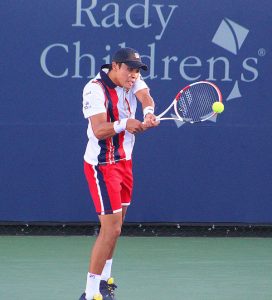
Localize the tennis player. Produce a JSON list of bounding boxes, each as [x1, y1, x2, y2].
[[79, 47, 158, 300]]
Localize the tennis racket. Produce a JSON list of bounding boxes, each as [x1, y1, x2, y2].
[[156, 81, 223, 123]]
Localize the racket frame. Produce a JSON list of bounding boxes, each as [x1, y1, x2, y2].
[[156, 81, 222, 123]]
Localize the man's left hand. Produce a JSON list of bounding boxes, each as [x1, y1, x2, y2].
[[143, 114, 160, 128]]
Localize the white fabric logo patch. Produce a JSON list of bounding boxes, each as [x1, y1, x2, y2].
[[84, 101, 90, 110]]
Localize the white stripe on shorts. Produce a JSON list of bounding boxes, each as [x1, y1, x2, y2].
[[92, 165, 105, 213]]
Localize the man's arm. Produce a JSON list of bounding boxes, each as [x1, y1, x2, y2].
[[135, 88, 159, 127], [90, 113, 145, 140], [89, 113, 115, 140], [135, 88, 154, 109]]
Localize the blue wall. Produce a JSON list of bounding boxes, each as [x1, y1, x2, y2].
[[1, 0, 271, 223]]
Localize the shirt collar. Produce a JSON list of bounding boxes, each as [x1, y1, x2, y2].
[[100, 66, 117, 89]]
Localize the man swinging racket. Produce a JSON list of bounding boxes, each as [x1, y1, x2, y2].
[[79, 47, 159, 300]]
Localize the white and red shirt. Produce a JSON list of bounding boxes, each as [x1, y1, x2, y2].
[[82, 67, 148, 165]]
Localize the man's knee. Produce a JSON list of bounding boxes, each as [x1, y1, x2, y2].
[[100, 222, 122, 239], [99, 212, 122, 240], [99, 228, 121, 247], [112, 225, 122, 238]]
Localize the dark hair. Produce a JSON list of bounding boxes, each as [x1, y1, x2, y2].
[[109, 62, 122, 71]]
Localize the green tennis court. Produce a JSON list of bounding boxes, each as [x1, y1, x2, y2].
[[1, 236, 272, 300]]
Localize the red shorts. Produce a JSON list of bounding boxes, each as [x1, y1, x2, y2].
[[84, 160, 133, 215]]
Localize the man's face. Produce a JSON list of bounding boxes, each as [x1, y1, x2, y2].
[[113, 62, 140, 89]]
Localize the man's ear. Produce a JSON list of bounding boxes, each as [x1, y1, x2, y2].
[[112, 62, 118, 71]]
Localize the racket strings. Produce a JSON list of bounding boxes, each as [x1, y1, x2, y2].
[[177, 83, 219, 122], [199, 84, 215, 118]]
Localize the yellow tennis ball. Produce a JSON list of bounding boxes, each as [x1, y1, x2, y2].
[[212, 102, 224, 113], [107, 277, 114, 285]]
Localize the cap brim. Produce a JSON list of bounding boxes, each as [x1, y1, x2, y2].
[[124, 61, 148, 71]]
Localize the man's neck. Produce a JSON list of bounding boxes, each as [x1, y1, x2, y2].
[[107, 70, 121, 87]]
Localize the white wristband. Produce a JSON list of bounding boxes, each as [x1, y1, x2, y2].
[[143, 106, 154, 118], [113, 118, 128, 134]]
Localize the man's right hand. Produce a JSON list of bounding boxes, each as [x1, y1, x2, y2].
[[126, 119, 145, 134]]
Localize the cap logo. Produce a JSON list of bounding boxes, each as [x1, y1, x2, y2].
[[134, 52, 140, 59]]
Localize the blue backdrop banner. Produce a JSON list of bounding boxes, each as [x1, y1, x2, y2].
[[1, 0, 271, 222]]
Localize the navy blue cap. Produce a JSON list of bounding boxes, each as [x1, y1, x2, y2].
[[112, 47, 148, 71]]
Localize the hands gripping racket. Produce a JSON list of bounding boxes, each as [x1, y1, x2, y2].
[[156, 81, 223, 123]]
